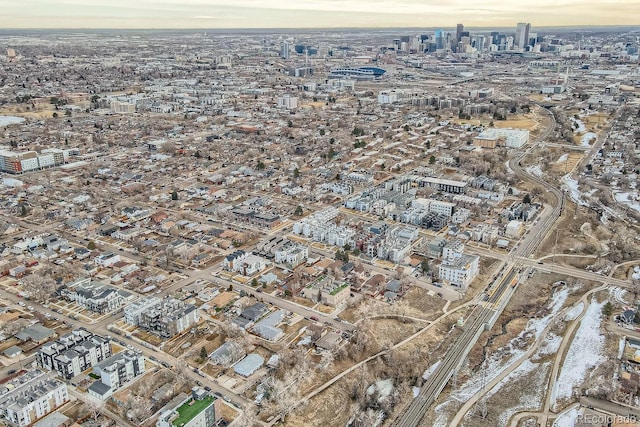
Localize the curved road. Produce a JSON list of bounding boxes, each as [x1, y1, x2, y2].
[[448, 285, 605, 426], [395, 105, 572, 427]]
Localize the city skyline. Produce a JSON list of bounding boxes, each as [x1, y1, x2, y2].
[[3, 0, 640, 29]]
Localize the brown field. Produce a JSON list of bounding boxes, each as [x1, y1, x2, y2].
[[0, 104, 57, 119], [494, 116, 538, 131], [549, 152, 584, 174], [303, 101, 327, 109]]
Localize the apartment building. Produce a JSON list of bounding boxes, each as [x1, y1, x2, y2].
[[88, 349, 146, 400], [293, 208, 356, 248], [36, 329, 112, 380], [0, 370, 69, 427], [0, 149, 66, 174], [157, 388, 221, 427], [274, 241, 308, 268], [60, 278, 132, 314], [125, 297, 199, 338], [439, 255, 480, 288], [302, 276, 351, 307], [473, 128, 529, 149], [124, 296, 162, 326], [223, 251, 267, 276]]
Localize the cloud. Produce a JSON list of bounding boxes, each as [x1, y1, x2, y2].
[[2, 0, 640, 28]]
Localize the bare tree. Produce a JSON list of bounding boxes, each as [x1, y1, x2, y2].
[[231, 408, 258, 427], [21, 272, 56, 303], [160, 141, 176, 154]]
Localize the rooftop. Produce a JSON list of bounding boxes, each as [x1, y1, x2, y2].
[[172, 395, 214, 427]]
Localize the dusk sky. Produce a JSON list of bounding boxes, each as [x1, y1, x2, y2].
[[2, 0, 640, 28]]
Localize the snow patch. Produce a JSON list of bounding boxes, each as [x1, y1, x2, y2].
[[563, 302, 584, 322], [614, 191, 640, 213], [526, 165, 543, 177], [570, 117, 586, 133], [551, 298, 606, 409], [538, 333, 563, 356], [504, 160, 513, 174], [581, 132, 596, 147], [609, 287, 628, 305], [413, 386, 420, 398], [562, 174, 588, 206], [494, 361, 550, 427], [0, 116, 26, 127], [552, 406, 579, 426], [367, 379, 394, 398], [423, 360, 441, 380], [556, 153, 569, 163]]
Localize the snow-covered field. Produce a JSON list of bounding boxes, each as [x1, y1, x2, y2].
[[494, 361, 550, 427], [433, 289, 572, 425], [609, 287, 628, 305], [614, 191, 640, 213], [562, 174, 588, 206], [526, 165, 543, 177], [570, 117, 586, 133], [538, 333, 563, 356], [0, 115, 25, 126], [550, 298, 606, 410], [563, 302, 584, 322], [581, 132, 596, 146], [553, 406, 579, 426]]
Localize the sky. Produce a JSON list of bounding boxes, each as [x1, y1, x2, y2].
[[2, 0, 640, 29]]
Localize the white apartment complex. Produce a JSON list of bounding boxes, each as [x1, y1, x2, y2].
[[88, 350, 146, 400], [0, 370, 69, 427], [124, 297, 199, 338], [438, 240, 480, 289]]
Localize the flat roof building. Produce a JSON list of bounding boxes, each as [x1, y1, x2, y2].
[[36, 329, 111, 380], [0, 369, 69, 427]]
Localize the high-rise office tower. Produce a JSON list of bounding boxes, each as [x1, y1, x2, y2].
[[435, 29, 445, 50], [515, 23, 531, 49], [471, 35, 485, 52], [280, 42, 290, 59], [456, 24, 464, 43]]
